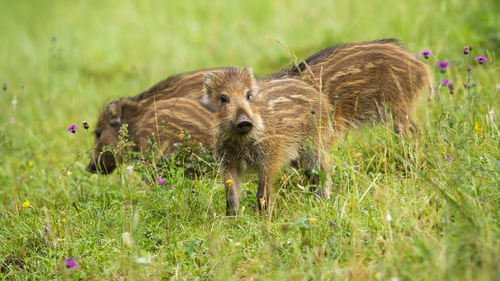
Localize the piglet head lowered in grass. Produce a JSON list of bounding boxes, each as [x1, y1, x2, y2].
[[86, 99, 136, 174]]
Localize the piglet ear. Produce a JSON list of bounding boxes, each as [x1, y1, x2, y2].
[[201, 72, 217, 112], [203, 72, 216, 88], [200, 75, 215, 113], [243, 67, 254, 79], [243, 67, 259, 92], [105, 99, 122, 126]]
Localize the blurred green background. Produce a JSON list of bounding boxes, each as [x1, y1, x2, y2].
[[0, 0, 498, 279]]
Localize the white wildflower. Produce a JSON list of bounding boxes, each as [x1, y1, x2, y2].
[[122, 232, 132, 248], [126, 165, 133, 175], [386, 212, 392, 222]]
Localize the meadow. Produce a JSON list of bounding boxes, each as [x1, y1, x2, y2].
[[0, 0, 498, 280]]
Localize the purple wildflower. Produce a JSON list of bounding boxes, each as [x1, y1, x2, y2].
[[436, 61, 450, 73], [420, 50, 432, 59], [156, 177, 166, 185], [414, 53, 420, 59], [462, 46, 470, 55], [64, 258, 78, 270], [467, 65, 472, 72], [436, 61, 450, 68], [67, 124, 79, 134], [440, 79, 450, 85], [445, 154, 451, 162], [82, 121, 89, 130], [474, 56, 487, 64], [3, 82, 7, 91]]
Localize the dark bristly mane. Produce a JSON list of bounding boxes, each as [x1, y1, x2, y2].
[[281, 39, 401, 76], [130, 67, 232, 102]]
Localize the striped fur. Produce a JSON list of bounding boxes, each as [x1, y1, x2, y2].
[[130, 67, 229, 111], [203, 67, 335, 216], [86, 97, 213, 174], [275, 39, 433, 133]]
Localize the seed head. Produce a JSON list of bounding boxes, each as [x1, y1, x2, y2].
[[447, 82, 455, 95], [82, 121, 89, 130]]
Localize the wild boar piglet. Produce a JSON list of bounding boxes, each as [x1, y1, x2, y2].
[[87, 97, 213, 174], [203, 67, 335, 216], [272, 39, 433, 133]]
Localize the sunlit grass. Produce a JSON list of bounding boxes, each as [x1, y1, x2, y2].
[[0, 0, 498, 280]]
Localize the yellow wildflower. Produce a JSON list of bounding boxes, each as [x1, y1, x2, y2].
[[308, 217, 318, 223], [374, 272, 381, 279], [241, 206, 246, 213], [259, 197, 266, 207], [62, 218, 66, 224], [28, 161, 33, 167], [226, 179, 232, 185], [22, 200, 31, 208], [474, 122, 482, 132]]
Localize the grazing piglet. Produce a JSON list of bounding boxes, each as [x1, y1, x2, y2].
[[86, 67, 232, 174], [274, 39, 433, 133], [86, 97, 213, 174], [202, 67, 335, 216]]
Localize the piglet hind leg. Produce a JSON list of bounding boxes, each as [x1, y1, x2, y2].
[[301, 149, 332, 200], [257, 161, 281, 214]]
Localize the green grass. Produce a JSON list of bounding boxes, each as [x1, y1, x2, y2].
[[0, 0, 499, 280]]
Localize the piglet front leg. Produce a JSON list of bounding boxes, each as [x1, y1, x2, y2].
[[225, 165, 242, 217]]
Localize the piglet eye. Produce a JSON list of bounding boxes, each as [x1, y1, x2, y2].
[[246, 91, 252, 101], [219, 94, 229, 105], [94, 130, 102, 139]]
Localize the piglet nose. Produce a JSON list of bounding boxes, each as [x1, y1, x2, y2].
[[86, 163, 97, 174], [234, 115, 253, 134]]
